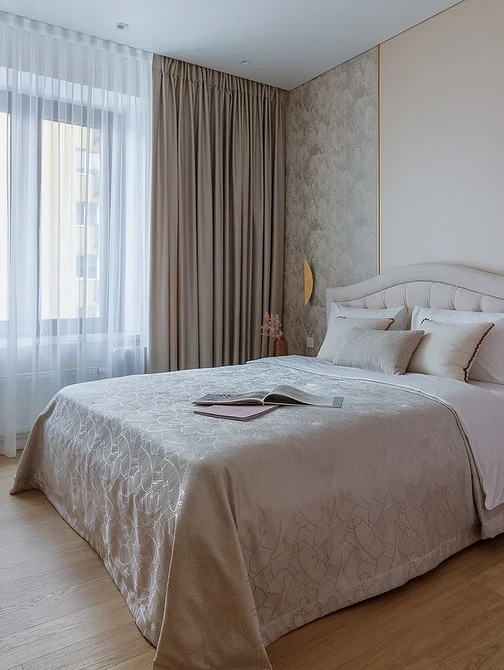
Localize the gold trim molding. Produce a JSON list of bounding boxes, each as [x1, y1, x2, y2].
[[377, 43, 382, 275]]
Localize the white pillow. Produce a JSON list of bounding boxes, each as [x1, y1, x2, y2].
[[407, 319, 495, 382], [333, 328, 424, 375], [317, 316, 394, 362], [328, 303, 408, 331], [411, 306, 504, 384]]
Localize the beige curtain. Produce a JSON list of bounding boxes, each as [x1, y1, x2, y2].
[[149, 56, 286, 372]]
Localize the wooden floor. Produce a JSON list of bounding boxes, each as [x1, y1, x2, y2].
[[1, 455, 504, 670]]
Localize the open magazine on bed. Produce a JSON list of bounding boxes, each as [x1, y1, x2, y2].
[[193, 384, 343, 408]]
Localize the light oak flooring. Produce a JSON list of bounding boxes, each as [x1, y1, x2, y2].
[[1, 455, 504, 670]]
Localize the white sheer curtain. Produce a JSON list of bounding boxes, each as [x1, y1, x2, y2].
[[0, 12, 153, 456]]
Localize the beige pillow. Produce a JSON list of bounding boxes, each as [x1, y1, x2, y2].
[[333, 328, 424, 375], [407, 319, 495, 382], [317, 317, 394, 362], [411, 306, 504, 385]]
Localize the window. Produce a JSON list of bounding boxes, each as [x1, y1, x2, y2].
[[77, 306, 99, 318], [39, 113, 108, 327], [0, 95, 111, 332], [76, 254, 99, 280], [76, 202, 99, 227], [0, 43, 150, 346], [75, 148, 100, 175], [1, 16, 152, 456]]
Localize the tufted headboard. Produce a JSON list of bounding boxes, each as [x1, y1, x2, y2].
[[327, 263, 504, 322]]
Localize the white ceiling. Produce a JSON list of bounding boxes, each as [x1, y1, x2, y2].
[[0, 0, 461, 90]]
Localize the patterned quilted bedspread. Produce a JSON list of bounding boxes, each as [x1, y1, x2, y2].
[[12, 357, 504, 669]]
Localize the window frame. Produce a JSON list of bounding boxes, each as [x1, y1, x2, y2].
[[75, 147, 100, 176], [0, 86, 131, 340], [76, 253, 99, 280], [75, 201, 99, 227], [38, 100, 114, 336]]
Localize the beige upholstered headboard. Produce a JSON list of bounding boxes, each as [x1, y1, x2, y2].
[[327, 263, 504, 321]]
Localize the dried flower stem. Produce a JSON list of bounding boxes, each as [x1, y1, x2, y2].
[[260, 312, 283, 340]]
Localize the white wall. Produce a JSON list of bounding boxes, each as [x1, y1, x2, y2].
[[380, 0, 504, 274]]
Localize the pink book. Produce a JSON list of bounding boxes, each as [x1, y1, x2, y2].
[[194, 404, 278, 421]]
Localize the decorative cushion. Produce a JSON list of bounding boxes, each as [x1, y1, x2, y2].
[[407, 319, 495, 382], [332, 328, 424, 375], [328, 303, 409, 331], [411, 306, 504, 385], [317, 317, 394, 362]]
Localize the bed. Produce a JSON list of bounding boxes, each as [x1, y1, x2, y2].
[[12, 262, 504, 670]]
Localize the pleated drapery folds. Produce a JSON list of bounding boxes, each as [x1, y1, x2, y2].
[[149, 56, 286, 372], [0, 12, 153, 456]]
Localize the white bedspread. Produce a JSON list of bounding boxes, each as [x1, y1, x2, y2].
[[11, 356, 504, 669], [260, 357, 504, 510]]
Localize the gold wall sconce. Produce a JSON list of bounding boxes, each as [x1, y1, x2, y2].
[[304, 260, 313, 305]]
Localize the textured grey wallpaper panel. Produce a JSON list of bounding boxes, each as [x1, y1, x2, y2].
[[284, 48, 378, 354]]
